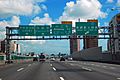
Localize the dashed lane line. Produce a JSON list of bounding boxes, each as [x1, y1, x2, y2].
[[17, 68, 24, 72], [53, 67, 56, 71], [50, 64, 53, 66], [110, 67, 116, 69], [82, 67, 92, 71], [28, 64, 31, 66], [60, 77, 64, 80]]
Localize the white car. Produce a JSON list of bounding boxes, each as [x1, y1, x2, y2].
[[50, 57, 55, 61]]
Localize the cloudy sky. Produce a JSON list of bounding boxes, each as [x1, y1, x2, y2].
[[0, 0, 120, 54]]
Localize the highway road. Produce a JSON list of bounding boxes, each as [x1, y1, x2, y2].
[[0, 60, 120, 80]]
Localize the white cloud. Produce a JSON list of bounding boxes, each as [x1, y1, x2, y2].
[[29, 13, 55, 45], [59, 0, 107, 23], [11, 16, 20, 27], [0, 0, 46, 18], [107, 0, 113, 3], [104, 22, 109, 26], [30, 13, 55, 25], [0, 16, 20, 39], [117, 0, 120, 6], [33, 5, 41, 14], [35, 0, 46, 3], [41, 4, 47, 10]]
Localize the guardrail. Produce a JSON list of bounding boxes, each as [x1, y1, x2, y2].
[[0, 55, 33, 60]]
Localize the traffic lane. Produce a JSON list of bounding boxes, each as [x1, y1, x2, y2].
[[2, 61, 60, 80], [79, 61, 120, 69], [51, 61, 119, 80], [68, 61, 120, 76], [0, 61, 34, 78]]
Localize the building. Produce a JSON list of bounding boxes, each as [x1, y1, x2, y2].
[[0, 40, 6, 53], [10, 41, 17, 53], [61, 21, 80, 54], [83, 36, 98, 49], [109, 13, 120, 53], [1, 40, 6, 53], [70, 33, 80, 54], [83, 19, 98, 49]]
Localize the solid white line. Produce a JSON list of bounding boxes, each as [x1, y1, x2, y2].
[[0, 78, 2, 80], [82, 67, 92, 71], [60, 77, 64, 80], [117, 78, 120, 80], [17, 68, 24, 72], [53, 67, 56, 71]]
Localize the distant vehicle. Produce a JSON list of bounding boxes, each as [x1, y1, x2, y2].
[[33, 57, 38, 61], [67, 57, 73, 61], [50, 57, 55, 61], [39, 53, 46, 62], [33, 55, 39, 61], [60, 57, 65, 61]]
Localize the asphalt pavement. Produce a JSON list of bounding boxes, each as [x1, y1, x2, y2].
[[0, 60, 120, 80]]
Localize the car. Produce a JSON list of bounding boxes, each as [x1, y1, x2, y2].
[[60, 57, 65, 61], [50, 57, 55, 61], [39, 53, 46, 62], [39, 59, 46, 62], [33, 57, 38, 61], [5, 60, 13, 64], [67, 57, 73, 61]]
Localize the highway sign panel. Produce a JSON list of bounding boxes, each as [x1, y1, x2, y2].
[[52, 24, 72, 36], [19, 25, 50, 36], [76, 22, 98, 36], [35, 25, 50, 36], [19, 25, 35, 36]]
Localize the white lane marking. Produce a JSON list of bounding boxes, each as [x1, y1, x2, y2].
[[53, 67, 56, 71], [103, 66, 107, 68], [60, 77, 64, 80], [0, 78, 2, 80], [50, 64, 52, 66], [110, 67, 115, 69], [70, 64, 75, 66], [117, 78, 120, 80], [82, 67, 92, 71], [28, 64, 31, 66], [17, 68, 24, 72]]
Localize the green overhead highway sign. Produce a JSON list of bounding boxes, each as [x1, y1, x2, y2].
[[35, 25, 50, 36], [76, 22, 98, 36], [52, 24, 72, 36], [19, 25, 50, 36], [19, 25, 35, 36]]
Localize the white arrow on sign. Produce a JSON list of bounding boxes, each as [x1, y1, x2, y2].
[[85, 31, 89, 35]]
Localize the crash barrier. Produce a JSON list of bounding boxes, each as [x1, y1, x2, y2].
[[11, 55, 33, 60]]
